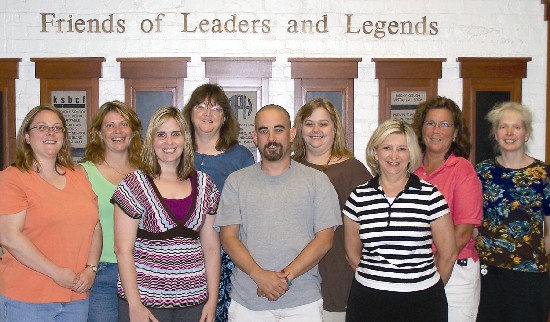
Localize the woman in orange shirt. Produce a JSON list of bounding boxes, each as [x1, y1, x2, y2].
[[0, 104, 101, 322]]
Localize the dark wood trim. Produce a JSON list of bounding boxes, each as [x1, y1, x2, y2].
[[117, 57, 190, 109], [457, 57, 530, 164], [289, 58, 361, 151], [31, 57, 105, 79], [0, 58, 21, 168], [372, 58, 446, 124], [545, 0, 550, 164]]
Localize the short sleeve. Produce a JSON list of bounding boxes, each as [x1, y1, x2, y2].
[[312, 172, 342, 233], [0, 168, 28, 215], [110, 173, 146, 219], [428, 186, 449, 222], [214, 173, 242, 230], [342, 188, 360, 222]]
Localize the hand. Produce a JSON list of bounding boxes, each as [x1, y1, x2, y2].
[[53, 267, 78, 289], [199, 298, 216, 322], [129, 303, 159, 322], [251, 269, 289, 301], [72, 268, 96, 293]]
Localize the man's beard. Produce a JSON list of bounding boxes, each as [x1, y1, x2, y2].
[[261, 141, 283, 161]]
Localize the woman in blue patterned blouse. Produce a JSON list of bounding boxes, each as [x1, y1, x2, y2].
[[475, 102, 550, 322]]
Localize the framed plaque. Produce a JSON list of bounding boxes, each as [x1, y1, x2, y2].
[[203, 57, 275, 160], [31, 57, 104, 160]]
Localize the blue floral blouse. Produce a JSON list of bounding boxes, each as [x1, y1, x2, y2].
[[475, 158, 550, 272]]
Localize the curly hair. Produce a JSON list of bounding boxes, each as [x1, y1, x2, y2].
[[412, 96, 472, 159], [292, 98, 352, 162], [141, 106, 194, 181], [81, 100, 143, 167], [182, 83, 240, 151], [14, 104, 74, 173]]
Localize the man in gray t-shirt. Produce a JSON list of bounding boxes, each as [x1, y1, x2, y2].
[[214, 104, 341, 322]]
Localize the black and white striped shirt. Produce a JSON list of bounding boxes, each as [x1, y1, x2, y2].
[[343, 174, 449, 292]]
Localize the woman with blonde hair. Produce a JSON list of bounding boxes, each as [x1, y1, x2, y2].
[[113, 106, 220, 322], [344, 119, 456, 322], [292, 98, 371, 321], [475, 102, 550, 322], [0, 104, 101, 321]]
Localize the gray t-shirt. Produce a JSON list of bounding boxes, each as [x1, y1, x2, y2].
[[214, 161, 341, 310]]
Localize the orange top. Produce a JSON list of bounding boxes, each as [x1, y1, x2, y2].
[[0, 166, 98, 303]]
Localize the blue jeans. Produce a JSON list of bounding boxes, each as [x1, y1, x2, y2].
[[0, 294, 89, 322], [88, 262, 119, 322]]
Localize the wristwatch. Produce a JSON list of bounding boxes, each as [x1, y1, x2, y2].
[[85, 264, 98, 273]]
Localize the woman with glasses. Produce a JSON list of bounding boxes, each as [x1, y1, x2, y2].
[[411, 96, 483, 322], [475, 102, 550, 322], [183, 84, 254, 322], [0, 104, 101, 322], [80, 101, 143, 322], [113, 107, 220, 322]]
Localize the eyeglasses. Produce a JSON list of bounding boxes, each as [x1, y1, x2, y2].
[[424, 120, 453, 129], [28, 125, 66, 133], [193, 104, 223, 114]]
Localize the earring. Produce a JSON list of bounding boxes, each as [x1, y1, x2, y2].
[[452, 137, 456, 142]]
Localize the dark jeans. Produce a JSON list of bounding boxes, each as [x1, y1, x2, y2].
[[346, 279, 447, 322], [477, 264, 550, 322]]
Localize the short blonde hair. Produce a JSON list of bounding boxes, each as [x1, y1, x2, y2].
[[141, 106, 194, 180], [366, 119, 421, 176], [486, 101, 533, 152]]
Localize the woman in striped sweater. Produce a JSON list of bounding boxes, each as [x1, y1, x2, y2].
[[343, 119, 457, 322], [112, 107, 221, 322]]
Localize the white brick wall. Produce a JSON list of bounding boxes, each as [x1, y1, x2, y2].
[[1, 0, 547, 164]]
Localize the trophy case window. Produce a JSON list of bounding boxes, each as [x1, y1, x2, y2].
[[135, 90, 174, 137]]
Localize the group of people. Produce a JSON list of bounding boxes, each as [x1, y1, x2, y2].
[[0, 85, 547, 322]]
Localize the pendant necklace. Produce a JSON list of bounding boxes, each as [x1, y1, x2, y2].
[[103, 159, 129, 176]]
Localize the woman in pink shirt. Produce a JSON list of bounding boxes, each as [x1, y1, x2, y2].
[[412, 96, 483, 322]]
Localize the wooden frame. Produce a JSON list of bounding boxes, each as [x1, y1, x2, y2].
[[457, 57, 530, 163], [203, 57, 275, 158], [117, 57, 190, 110], [0, 58, 21, 169], [31, 57, 105, 158], [289, 58, 361, 151], [372, 58, 446, 124]]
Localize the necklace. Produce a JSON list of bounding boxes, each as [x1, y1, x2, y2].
[[307, 153, 332, 172], [103, 159, 130, 176]]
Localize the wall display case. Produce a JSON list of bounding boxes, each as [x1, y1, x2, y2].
[[372, 58, 446, 124], [289, 58, 361, 151], [457, 57, 531, 164], [203, 57, 275, 158], [0, 58, 21, 169], [117, 57, 190, 137], [31, 57, 105, 160]]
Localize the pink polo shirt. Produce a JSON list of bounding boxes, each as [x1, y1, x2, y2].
[[414, 154, 483, 261]]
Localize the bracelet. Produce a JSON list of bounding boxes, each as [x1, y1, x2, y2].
[[281, 269, 292, 286]]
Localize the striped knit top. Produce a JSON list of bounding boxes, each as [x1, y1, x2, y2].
[[111, 169, 220, 308], [343, 174, 448, 293]]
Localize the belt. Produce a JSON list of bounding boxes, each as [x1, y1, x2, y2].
[[457, 259, 469, 266]]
